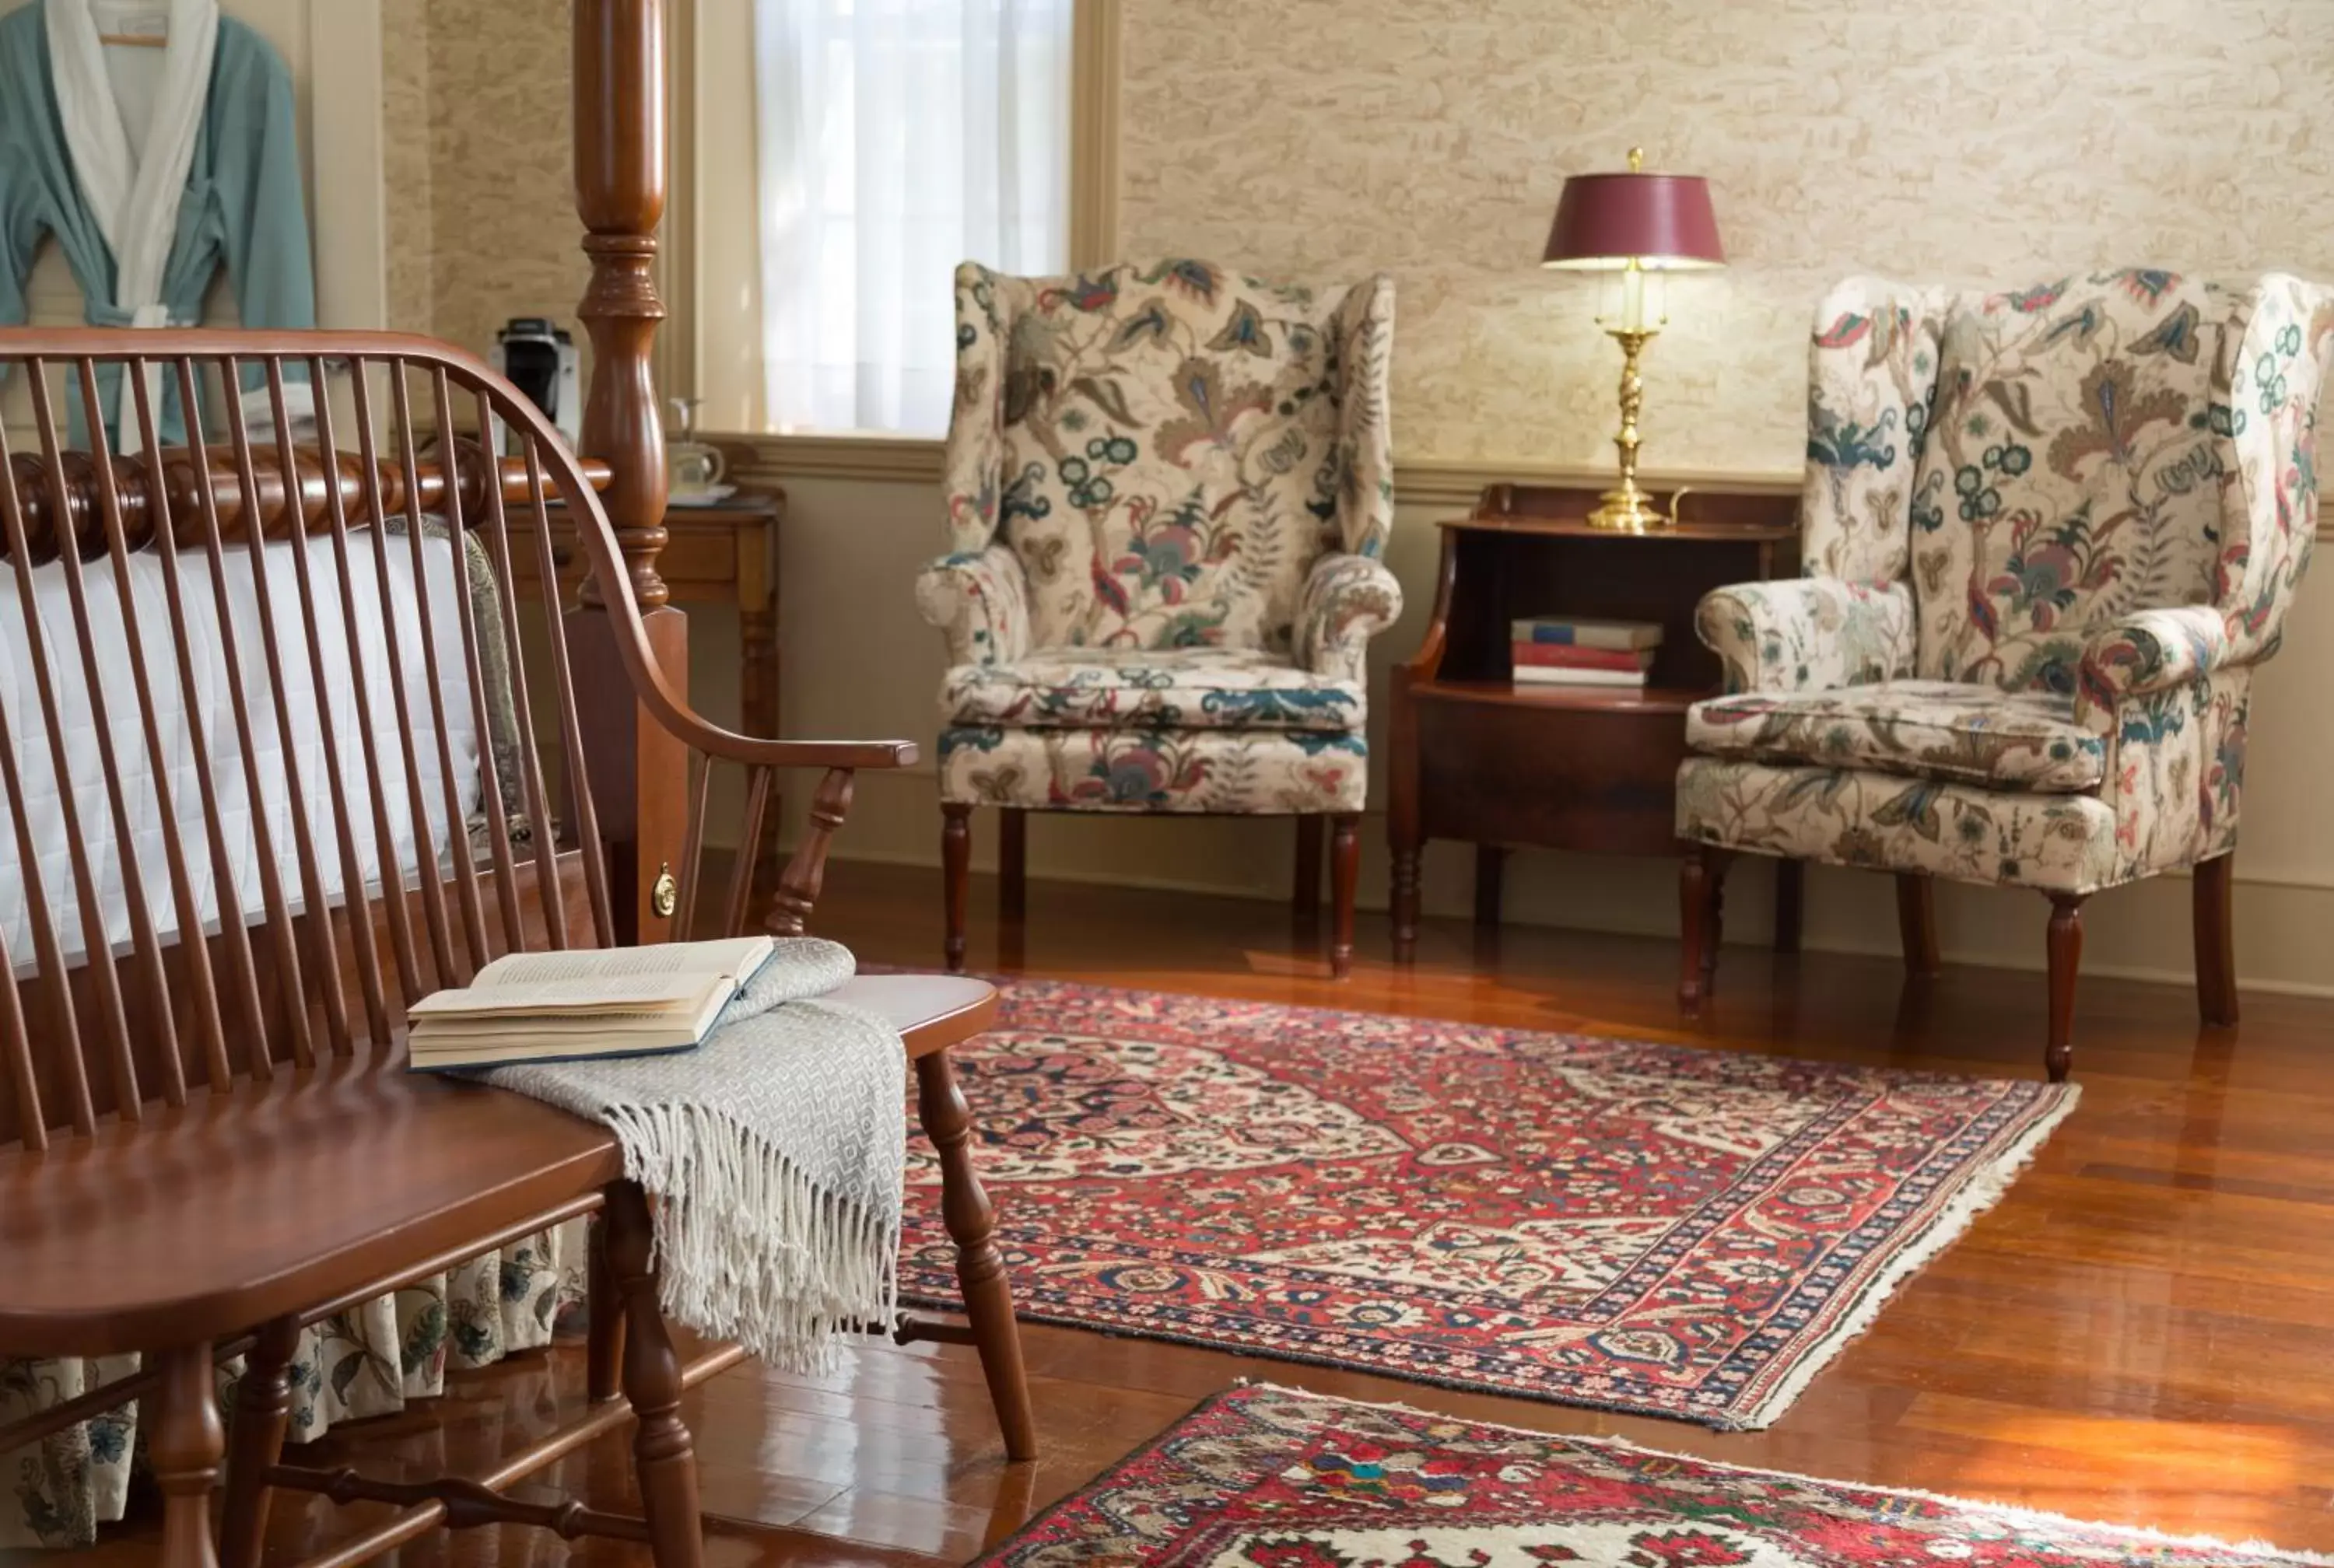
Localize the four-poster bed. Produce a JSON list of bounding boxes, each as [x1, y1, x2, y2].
[[0, 2, 1036, 1563]]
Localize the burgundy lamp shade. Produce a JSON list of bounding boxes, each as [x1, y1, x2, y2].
[[1542, 167, 1725, 271]]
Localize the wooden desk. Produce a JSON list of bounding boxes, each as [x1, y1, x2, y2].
[[1388, 481, 1801, 957], [519, 492, 785, 905]]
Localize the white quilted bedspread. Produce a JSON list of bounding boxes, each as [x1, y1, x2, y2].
[[1, 534, 480, 971]]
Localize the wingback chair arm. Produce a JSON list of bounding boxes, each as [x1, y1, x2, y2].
[[1694, 577, 1916, 695], [2073, 604, 2245, 726], [1329, 274, 1398, 559], [2210, 274, 2334, 668], [1296, 552, 1404, 681], [915, 544, 1033, 667], [943, 262, 1015, 555]]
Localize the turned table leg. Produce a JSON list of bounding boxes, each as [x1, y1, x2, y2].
[[1330, 814, 1361, 978], [942, 803, 972, 973]]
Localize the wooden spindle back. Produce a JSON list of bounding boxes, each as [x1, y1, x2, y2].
[[0, 330, 777, 1150]]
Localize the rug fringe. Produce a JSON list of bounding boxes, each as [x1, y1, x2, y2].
[[1232, 1382, 2334, 1563], [1720, 1079, 2086, 1430]]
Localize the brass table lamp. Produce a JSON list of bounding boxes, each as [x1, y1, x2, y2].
[[1543, 149, 1726, 532]]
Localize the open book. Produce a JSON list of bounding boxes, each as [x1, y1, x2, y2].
[[406, 935, 777, 1071]]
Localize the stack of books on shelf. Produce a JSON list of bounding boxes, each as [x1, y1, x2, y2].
[[1511, 616, 1662, 688]]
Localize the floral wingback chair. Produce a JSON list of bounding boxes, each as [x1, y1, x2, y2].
[[916, 258, 1400, 976], [1676, 269, 2334, 1080]]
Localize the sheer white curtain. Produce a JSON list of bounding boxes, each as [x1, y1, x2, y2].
[[755, 0, 1072, 435]]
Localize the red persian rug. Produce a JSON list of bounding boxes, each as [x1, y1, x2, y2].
[[976, 1384, 2325, 1568], [900, 980, 2078, 1430]]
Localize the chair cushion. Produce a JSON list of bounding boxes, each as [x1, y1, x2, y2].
[[1686, 680, 2106, 793], [939, 723, 1367, 812], [942, 648, 1364, 732]]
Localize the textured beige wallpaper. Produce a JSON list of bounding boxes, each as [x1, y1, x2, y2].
[[416, 0, 589, 359], [380, 0, 433, 333], [1117, 0, 2334, 474]]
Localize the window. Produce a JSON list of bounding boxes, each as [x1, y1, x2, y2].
[[753, 0, 1073, 436]]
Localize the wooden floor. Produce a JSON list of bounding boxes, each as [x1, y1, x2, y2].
[[57, 862, 2334, 1565]]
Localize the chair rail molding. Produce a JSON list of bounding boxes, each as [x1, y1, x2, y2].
[[720, 432, 1800, 509]]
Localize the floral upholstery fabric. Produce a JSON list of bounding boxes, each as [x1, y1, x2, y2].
[[926, 260, 1397, 817], [1696, 577, 1915, 694], [1683, 271, 2332, 896], [1911, 272, 2249, 694], [942, 647, 1362, 732], [2, 1220, 585, 1549], [941, 258, 1395, 654], [938, 725, 1366, 814], [1294, 552, 1403, 684], [914, 544, 1032, 667], [1677, 756, 2122, 894], [1679, 667, 2249, 897], [1802, 277, 1952, 584], [1688, 681, 2104, 793]]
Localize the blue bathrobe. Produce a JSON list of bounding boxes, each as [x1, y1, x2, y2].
[[0, 2, 315, 447]]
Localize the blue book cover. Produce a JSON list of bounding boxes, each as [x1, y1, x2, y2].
[[1512, 617, 1663, 651]]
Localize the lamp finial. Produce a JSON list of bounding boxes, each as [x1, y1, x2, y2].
[[1627, 146, 1645, 173]]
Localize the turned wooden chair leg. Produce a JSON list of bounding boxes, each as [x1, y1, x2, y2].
[[1292, 815, 1324, 928], [605, 1181, 707, 1568], [2046, 894, 2086, 1083], [998, 808, 1028, 924], [915, 1048, 1037, 1461], [1897, 873, 1943, 978], [218, 1315, 300, 1568], [1678, 843, 1730, 1011], [942, 802, 973, 974], [1329, 813, 1361, 978], [587, 1216, 625, 1402], [2194, 853, 2240, 1027], [152, 1342, 225, 1568]]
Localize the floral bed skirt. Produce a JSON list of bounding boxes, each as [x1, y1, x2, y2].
[[0, 1218, 588, 1549]]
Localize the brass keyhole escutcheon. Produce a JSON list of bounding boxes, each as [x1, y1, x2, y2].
[[652, 863, 678, 919]]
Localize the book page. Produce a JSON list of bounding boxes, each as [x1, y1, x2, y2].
[[468, 936, 774, 989], [408, 972, 718, 1018]]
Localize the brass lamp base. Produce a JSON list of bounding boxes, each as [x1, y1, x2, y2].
[[1585, 479, 1670, 534], [1586, 324, 1673, 534]]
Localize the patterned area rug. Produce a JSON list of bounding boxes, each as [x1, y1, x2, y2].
[[901, 980, 2078, 1430], [976, 1384, 2326, 1568]]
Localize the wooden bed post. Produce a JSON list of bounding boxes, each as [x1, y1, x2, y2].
[[571, 0, 689, 943]]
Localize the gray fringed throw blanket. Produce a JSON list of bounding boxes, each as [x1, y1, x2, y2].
[[485, 938, 902, 1371]]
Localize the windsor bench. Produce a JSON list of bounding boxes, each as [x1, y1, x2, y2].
[[0, 331, 1034, 1568]]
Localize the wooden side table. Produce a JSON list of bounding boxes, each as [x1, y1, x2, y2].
[[520, 492, 785, 901], [1389, 481, 1800, 958]]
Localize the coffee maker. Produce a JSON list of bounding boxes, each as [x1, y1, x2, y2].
[[489, 318, 582, 449]]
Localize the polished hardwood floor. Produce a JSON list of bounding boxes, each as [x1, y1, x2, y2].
[[51, 862, 2334, 1565]]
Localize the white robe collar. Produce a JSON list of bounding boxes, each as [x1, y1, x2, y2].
[[46, 0, 220, 449]]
